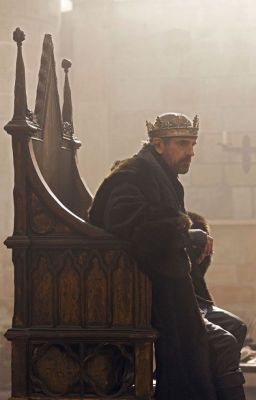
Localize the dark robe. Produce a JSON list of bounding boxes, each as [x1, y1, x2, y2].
[[89, 144, 217, 400]]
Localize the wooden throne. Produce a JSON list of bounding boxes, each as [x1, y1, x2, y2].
[[4, 28, 156, 400]]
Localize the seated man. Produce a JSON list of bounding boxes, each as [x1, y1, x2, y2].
[[89, 112, 247, 400]]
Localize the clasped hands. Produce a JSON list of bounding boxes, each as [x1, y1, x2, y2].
[[196, 234, 213, 264]]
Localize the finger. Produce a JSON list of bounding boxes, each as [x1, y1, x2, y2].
[[205, 240, 212, 256], [196, 236, 214, 264], [208, 242, 213, 255], [197, 241, 210, 263], [208, 236, 214, 254], [197, 251, 206, 264], [204, 237, 213, 256]]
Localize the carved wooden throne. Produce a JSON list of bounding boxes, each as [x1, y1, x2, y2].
[[4, 28, 156, 400]]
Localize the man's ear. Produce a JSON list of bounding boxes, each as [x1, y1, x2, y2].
[[152, 137, 164, 154]]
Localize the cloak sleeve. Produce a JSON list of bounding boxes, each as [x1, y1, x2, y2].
[[103, 182, 189, 239], [103, 183, 149, 239], [103, 182, 192, 279]]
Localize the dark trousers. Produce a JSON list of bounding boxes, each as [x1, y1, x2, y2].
[[152, 276, 218, 400], [152, 274, 247, 399], [202, 304, 247, 390], [204, 305, 247, 351]]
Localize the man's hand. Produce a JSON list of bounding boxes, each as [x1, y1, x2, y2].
[[196, 235, 213, 264]]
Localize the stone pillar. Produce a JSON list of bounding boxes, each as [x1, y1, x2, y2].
[[72, 0, 113, 193], [0, 1, 61, 395]]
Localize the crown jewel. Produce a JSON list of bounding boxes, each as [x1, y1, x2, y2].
[[146, 112, 199, 138]]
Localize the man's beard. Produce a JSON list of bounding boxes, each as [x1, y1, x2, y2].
[[176, 158, 191, 174]]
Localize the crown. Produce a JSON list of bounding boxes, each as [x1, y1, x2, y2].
[[146, 113, 199, 138]]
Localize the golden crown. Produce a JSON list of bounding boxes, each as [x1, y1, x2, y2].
[[146, 113, 199, 138]]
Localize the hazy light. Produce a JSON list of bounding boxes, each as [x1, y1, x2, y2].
[[61, 0, 73, 13]]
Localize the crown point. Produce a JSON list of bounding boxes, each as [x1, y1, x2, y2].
[[155, 116, 162, 129], [193, 114, 199, 130]]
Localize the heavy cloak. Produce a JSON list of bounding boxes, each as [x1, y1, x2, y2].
[[89, 144, 217, 400]]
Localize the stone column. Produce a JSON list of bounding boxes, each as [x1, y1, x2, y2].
[[72, 0, 113, 193], [0, 1, 61, 395]]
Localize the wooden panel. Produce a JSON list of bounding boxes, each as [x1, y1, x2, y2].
[[112, 253, 134, 326], [12, 341, 28, 396], [28, 190, 73, 235], [28, 342, 135, 398], [58, 256, 81, 326], [29, 192, 55, 234], [136, 268, 152, 328], [32, 344, 79, 395], [13, 250, 27, 327], [84, 343, 134, 396], [85, 255, 108, 326], [135, 342, 153, 399], [31, 255, 53, 326]]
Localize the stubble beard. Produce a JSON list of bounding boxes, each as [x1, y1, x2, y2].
[[176, 158, 192, 174]]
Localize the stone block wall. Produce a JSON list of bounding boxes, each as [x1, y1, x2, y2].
[[207, 220, 256, 341]]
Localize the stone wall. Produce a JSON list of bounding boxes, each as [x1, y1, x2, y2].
[[208, 221, 256, 341]]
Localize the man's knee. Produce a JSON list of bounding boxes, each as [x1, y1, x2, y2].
[[234, 321, 247, 349], [206, 306, 247, 350], [213, 332, 246, 393], [211, 331, 241, 376]]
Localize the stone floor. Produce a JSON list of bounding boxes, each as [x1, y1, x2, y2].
[[0, 391, 9, 400], [245, 387, 256, 399], [244, 370, 256, 399]]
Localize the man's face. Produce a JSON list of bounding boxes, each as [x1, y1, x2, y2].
[[154, 135, 197, 174]]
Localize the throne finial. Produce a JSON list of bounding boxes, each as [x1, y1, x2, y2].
[[13, 27, 25, 47], [61, 59, 73, 131], [62, 58, 72, 74], [13, 28, 27, 122], [4, 28, 37, 134], [61, 59, 80, 148]]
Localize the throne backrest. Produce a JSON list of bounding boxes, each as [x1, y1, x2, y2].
[[33, 36, 92, 219], [4, 27, 152, 330], [7, 29, 91, 221]]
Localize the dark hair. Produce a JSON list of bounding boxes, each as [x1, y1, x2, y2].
[[149, 136, 173, 144]]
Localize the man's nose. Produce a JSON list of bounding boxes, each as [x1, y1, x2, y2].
[[187, 145, 194, 157]]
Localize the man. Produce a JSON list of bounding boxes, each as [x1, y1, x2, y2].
[[89, 113, 246, 400]]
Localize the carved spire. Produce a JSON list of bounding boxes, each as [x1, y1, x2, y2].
[[13, 28, 27, 120], [4, 28, 38, 134], [61, 59, 81, 148], [62, 59, 73, 132], [34, 34, 54, 129]]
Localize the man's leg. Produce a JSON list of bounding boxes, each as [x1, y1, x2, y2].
[[205, 317, 246, 400], [205, 305, 247, 351], [152, 276, 217, 400]]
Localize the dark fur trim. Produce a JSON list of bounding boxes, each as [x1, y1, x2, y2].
[[188, 211, 210, 234]]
